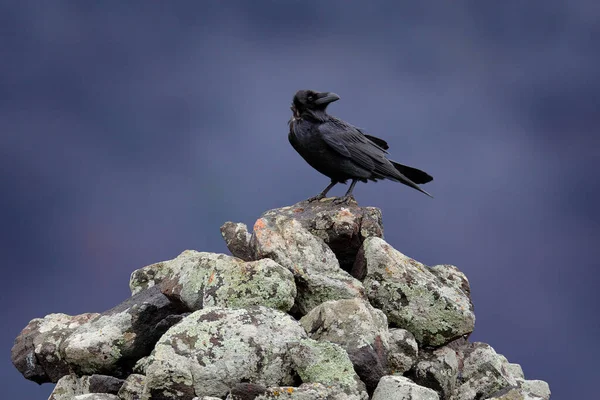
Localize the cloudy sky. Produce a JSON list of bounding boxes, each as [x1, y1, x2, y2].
[[2, 1, 598, 398]]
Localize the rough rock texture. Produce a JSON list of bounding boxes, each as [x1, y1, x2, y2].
[[61, 285, 186, 377], [387, 328, 419, 374], [11, 201, 550, 400], [48, 375, 91, 400], [452, 342, 518, 400], [220, 222, 253, 261], [372, 375, 440, 400], [88, 375, 125, 395], [300, 298, 389, 393], [251, 213, 365, 315], [230, 383, 368, 400], [131, 250, 296, 313], [408, 342, 460, 399], [117, 374, 145, 400], [223, 199, 384, 271], [144, 306, 307, 399], [357, 237, 475, 346], [288, 338, 368, 397], [12, 313, 99, 383]]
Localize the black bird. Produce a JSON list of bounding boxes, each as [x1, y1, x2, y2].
[[288, 89, 433, 203]]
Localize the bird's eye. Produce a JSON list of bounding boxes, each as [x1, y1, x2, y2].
[[307, 95, 314, 101]]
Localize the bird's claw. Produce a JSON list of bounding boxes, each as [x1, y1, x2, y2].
[[307, 194, 325, 203], [333, 195, 356, 205]]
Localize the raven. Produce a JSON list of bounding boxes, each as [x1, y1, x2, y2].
[[288, 89, 433, 203]]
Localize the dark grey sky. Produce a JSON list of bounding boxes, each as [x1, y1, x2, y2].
[[2, 1, 598, 398]]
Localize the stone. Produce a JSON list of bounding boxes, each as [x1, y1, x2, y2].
[[387, 328, 418, 374], [61, 285, 186, 377], [11, 313, 99, 383], [357, 237, 475, 346], [453, 342, 517, 400], [408, 343, 460, 399], [220, 222, 253, 261], [244, 199, 384, 271], [233, 383, 368, 400], [519, 380, 551, 400], [73, 395, 120, 400], [48, 375, 91, 400], [132, 356, 151, 375], [288, 338, 367, 396], [143, 306, 307, 399], [88, 375, 124, 395], [300, 298, 389, 393], [372, 375, 439, 400], [251, 216, 364, 315], [506, 363, 525, 381], [131, 250, 296, 313], [117, 374, 145, 400]]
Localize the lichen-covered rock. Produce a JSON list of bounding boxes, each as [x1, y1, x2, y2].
[[243, 199, 384, 272], [232, 382, 368, 400], [251, 216, 364, 315], [11, 313, 99, 384], [220, 222, 253, 261], [288, 338, 367, 396], [59, 285, 185, 377], [485, 382, 550, 400], [300, 298, 388, 393], [48, 375, 91, 400], [357, 237, 475, 346], [143, 306, 307, 399], [519, 380, 551, 400], [73, 395, 120, 400], [430, 264, 471, 299], [131, 251, 296, 313], [387, 328, 418, 374], [408, 343, 459, 399], [452, 343, 518, 400], [129, 250, 198, 295], [506, 363, 525, 381], [132, 356, 151, 375], [372, 376, 439, 400], [117, 374, 145, 400]]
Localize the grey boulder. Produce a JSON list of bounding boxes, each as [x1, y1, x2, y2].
[[143, 306, 307, 399], [251, 215, 364, 315], [300, 298, 389, 393], [452, 342, 518, 400], [61, 285, 186, 377], [12, 313, 99, 384], [357, 237, 475, 346], [130, 250, 296, 313], [288, 338, 368, 397], [117, 374, 145, 400], [372, 376, 439, 400], [387, 328, 419, 374]]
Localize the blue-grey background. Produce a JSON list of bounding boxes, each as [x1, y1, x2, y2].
[[2, 1, 598, 398]]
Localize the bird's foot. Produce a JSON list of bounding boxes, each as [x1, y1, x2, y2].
[[333, 194, 356, 205], [306, 194, 326, 203]]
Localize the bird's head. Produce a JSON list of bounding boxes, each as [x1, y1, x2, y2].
[[291, 90, 340, 118]]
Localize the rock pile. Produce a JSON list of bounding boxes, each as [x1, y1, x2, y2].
[[12, 199, 550, 400]]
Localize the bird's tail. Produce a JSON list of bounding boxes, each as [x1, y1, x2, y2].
[[390, 161, 434, 198], [391, 161, 433, 184]]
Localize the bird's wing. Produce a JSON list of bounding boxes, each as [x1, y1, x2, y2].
[[355, 127, 390, 151], [319, 119, 393, 173]]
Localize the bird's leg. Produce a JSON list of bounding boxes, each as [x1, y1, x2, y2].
[[333, 179, 358, 204], [307, 180, 337, 202]]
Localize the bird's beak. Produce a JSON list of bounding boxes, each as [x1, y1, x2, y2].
[[314, 92, 340, 105]]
